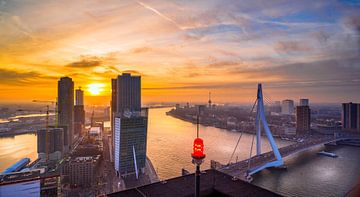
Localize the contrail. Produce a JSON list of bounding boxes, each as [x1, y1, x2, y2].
[[135, 0, 184, 30]]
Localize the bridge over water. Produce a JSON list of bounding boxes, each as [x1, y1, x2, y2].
[[212, 136, 352, 181], [210, 83, 360, 182]]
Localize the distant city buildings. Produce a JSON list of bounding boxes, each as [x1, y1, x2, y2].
[[342, 102, 360, 132], [74, 87, 85, 137], [296, 99, 311, 135], [281, 100, 294, 115], [268, 101, 281, 114], [58, 77, 74, 151]]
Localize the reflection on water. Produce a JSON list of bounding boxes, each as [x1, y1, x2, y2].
[[1, 108, 359, 197], [252, 145, 360, 197], [147, 107, 291, 180], [0, 134, 37, 172]]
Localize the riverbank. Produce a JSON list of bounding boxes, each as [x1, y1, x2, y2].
[[166, 110, 298, 140], [0, 130, 36, 137]]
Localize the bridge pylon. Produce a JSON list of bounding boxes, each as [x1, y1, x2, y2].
[[249, 84, 284, 175]]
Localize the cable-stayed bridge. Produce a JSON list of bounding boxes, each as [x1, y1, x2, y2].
[[211, 83, 358, 182]]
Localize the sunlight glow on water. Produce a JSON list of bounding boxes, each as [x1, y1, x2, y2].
[[1, 108, 359, 197]]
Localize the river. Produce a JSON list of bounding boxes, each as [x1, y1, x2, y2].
[[0, 107, 359, 196]]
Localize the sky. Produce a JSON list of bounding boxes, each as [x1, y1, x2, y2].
[[0, 0, 359, 105]]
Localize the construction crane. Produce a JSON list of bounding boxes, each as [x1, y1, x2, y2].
[[32, 99, 58, 163]]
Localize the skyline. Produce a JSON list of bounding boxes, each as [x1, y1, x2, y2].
[[1, 0, 360, 104]]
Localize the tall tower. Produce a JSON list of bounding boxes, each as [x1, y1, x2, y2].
[[116, 73, 141, 114], [296, 99, 311, 135], [342, 102, 360, 132], [113, 73, 147, 178], [75, 87, 84, 106], [58, 77, 74, 151], [74, 87, 85, 137]]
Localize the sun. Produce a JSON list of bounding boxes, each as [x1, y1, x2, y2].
[[87, 83, 105, 96]]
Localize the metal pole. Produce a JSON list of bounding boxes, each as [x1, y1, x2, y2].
[[197, 106, 200, 138], [195, 164, 200, 197]]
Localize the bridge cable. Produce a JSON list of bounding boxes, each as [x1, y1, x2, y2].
[[227, 98, 258, 165], [247, 131, 256, 172]]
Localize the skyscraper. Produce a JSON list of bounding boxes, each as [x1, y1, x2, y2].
[[75, 88, 84, 106], [74, 87, 85, 137], [281, 99, 294, 115], [116, 73, 141, 114], [300, 99, 309, 106], [114, 110, 148, 177], [37, 128, 64, 161], [342, 102, 360, 132], [111, 78, 117, 154], [112, 73, 148, 178], [296, 99, 311, 135], [58, 77, 74, 151]]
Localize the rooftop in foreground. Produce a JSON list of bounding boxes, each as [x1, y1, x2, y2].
[[107, 169, 280, 197]]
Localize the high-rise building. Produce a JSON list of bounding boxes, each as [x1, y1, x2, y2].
[[114, 109, 148, 177], [112, 73, 148, 177], [300, 99, 309, 106], [75, 88, 84, 106], [58, 77, 74, 151], [296, 99, 311, 135], [111, 79, 117, 135], [342, 102, 360, 132], [111, 78, 117, 159], [116, 73, 141, 114], [281, 99, 294, 115], [37, 128, 64, 161], [74, 87, 85, 137]]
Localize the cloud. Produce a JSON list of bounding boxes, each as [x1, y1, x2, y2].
[[344, 15, 360, 53], [274, 41, 312, 54], [0, 68, 56, 85], [131, 47, 153, 54], [66, 56, 102, 68], [135, 0, 184, 30]]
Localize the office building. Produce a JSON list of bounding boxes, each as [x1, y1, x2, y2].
[[296, 99, 311, 135], [37, 128, 64, 161], [69, 156, 100, 187], [281, 100, 294, 115], [114, 109, 148, 177], [111, 78, 117, 155], [75, 88, 84, 106], [112, 73, 148, 177], [116, 73, 141, 114], [299, 99, 309, 106], [342, 102, 360, 132], [74, 88, 85, 137], [58, 77, 74, 151]]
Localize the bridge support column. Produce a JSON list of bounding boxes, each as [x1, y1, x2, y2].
[[249, 84, 284, 175]]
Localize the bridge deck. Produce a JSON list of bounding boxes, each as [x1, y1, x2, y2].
[[217, 136, 342, 181]]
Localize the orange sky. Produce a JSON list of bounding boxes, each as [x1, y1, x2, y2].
[[0, 0, 359, 105]]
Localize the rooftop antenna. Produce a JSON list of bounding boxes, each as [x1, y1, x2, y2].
[[192, 105, 205, 197], [208, 92, 212, 108]]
